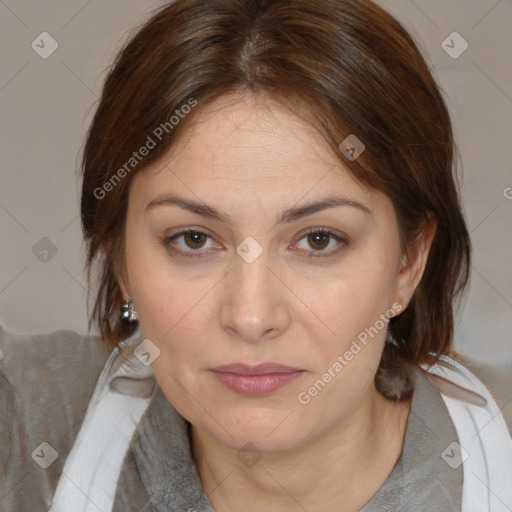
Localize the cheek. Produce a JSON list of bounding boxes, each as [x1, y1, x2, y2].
[[123, 233, 190, 335], [134, 276, 211, 347], [307, 252, 398, 350], [127, 258, 218, 380], [294, 266, 395, 421]]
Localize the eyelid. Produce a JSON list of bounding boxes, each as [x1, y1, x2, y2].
[[291, 227, 349, 258], [164, 227, 349, 259], [164, 227, 221, 258]]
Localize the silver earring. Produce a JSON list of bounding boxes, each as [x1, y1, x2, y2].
[[121, 299, 138, 323]]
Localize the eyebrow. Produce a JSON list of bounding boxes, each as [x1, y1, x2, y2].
[[145, 194, 372, 225]]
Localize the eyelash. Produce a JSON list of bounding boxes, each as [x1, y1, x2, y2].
[[163, 228, 349, 259]]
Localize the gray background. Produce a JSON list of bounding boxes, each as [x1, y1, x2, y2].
[[0, 0, 511, 364]]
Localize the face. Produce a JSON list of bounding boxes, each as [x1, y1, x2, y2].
[[119, 92, 422, 453]]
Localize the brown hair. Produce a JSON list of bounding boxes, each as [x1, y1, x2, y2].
[[80, 0, 471, 401]]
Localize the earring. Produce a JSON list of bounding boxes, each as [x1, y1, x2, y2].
[[121, 299, 138, 323]]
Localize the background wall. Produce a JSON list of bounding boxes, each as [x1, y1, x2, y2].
[[0, 0, 511, 364]]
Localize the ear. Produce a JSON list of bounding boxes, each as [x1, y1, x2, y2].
[[392, 216, 437, 312]]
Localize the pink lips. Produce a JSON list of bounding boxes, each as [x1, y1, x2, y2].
[[210, 363, 305, 395]]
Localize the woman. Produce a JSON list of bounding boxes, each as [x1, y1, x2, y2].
[[1, 0, 511, 510]]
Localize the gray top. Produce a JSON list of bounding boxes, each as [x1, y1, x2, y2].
[[0, 325, 463, 511], [360, 365, 463, 511]]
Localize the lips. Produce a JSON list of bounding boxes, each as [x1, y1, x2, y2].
[[211, 363, 303, 375], [210, 363, 305, 395]]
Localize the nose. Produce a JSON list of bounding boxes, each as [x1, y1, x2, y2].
[[218, 246, 291, 344]]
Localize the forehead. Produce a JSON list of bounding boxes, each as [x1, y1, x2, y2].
[[129, 92, 384, 215]]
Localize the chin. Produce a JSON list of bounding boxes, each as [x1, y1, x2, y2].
[[204, 407, 306, 453]]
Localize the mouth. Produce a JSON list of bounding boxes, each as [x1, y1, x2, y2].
[[210, 363, 305, 395]]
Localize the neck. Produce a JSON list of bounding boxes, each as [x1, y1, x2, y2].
[[191, 382, 412, 512]]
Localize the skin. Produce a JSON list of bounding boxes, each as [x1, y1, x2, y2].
[[118, 91, 436, 511]]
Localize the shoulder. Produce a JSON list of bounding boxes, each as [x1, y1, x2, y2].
[[427, 351, 512, 434], [0, 324, 111, 432], [0, 324, 111, 510], [421, 352, 512, 509], [0, 323, 111, 373], [420, 352, 512, 434]]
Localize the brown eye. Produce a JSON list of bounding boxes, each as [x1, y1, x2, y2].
[[183, 230, 208, 249], [164, 229, 220, 258], [295, 228, 349, 259], [307, 232, 330, 251]]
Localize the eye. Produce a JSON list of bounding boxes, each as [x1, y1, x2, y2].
[[163, 227, 349, 259], [293, 228, 348, 258], [164, 229, 220, 258]]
